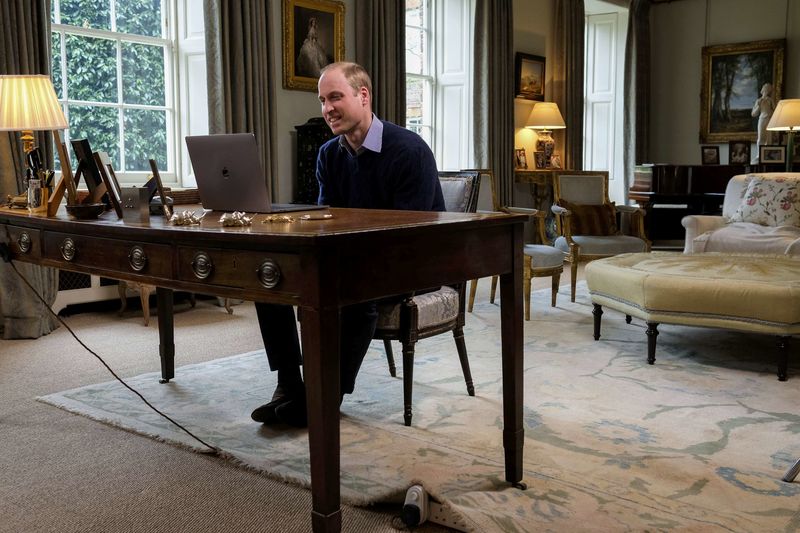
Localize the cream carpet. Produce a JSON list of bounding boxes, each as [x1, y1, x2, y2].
[[38, 284, 800, 532]]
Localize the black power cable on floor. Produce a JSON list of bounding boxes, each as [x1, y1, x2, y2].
[[0, 242, 219, 455]]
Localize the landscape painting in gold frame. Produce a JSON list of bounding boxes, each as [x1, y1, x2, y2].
[[700, 39, 785, 143], [283, 0, 345, 92]]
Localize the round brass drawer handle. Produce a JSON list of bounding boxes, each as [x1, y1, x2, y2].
[[17, 232, 31, 254], [191, 251, 213, 280], [60, 238, 76, 261], [128, 245, 147, 272], [257, 259, 281, 289]]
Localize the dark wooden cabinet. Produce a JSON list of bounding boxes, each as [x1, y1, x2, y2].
[[295, 117, 334, 204]]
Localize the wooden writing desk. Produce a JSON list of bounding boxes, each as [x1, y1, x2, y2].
[[0, 206, 526, 532]]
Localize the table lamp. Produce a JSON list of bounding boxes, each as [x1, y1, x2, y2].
[[766, 98, 800, 172], [0, 75, 71, 215], [525, 102, 566, 168]]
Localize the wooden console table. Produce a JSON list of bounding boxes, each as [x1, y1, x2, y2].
[[0, 206, 526, 532]]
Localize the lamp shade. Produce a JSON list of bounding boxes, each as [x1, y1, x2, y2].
[[525, 102, 566, 130], [0, 75, 67, 131], [766, 99, 800, 131]]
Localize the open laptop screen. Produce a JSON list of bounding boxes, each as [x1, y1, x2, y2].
[[185, 133, 325, 213]]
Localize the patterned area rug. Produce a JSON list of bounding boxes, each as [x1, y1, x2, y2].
[[39, 283, 800, 531]]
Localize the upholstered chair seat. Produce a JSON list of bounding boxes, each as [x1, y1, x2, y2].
[[376, 286, 459, 330], [554, 234, 648, 255]]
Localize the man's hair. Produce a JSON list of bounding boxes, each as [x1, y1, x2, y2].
[[320, 61, 372, 98]]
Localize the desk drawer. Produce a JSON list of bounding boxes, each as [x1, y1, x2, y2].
[[3, 224, 42, 260], [177, 246, 301, 294], [43, 232, 172, 278]]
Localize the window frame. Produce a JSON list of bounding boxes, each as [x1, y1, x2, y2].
[[405, 0, 435, 150], [51, 0, 180, 187]]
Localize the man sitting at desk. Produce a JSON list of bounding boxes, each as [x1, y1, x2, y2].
[[251, 62, 445, 427]]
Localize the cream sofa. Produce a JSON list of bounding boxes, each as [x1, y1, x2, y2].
[[681, 173, 800, 255]]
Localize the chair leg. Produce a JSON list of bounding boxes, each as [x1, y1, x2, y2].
[[551, 271, 561, 307], [401, 341, 416, 426], [468, 278, 478, 312], [570, 261, 578, 302], [139, 285, 153, 327], [490, 275, 498, 303], [117, 281, 127, 316], [453, 327, 475, 396], [383, 339, 397, 377], [523, 257, 532, 321]]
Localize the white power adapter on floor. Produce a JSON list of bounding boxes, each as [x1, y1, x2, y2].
[[401, 485, 470, 531]]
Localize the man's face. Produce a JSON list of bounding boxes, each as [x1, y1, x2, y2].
[[318, 68, 369, 136]]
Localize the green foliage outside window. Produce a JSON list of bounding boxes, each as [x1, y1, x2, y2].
[[52, 0, 167, 173]]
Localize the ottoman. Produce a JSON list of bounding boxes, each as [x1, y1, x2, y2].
[[585, 253, 800, 380]]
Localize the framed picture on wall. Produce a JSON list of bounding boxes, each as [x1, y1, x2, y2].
[[701, 145, 720, 165], [282, 0, 345, 92], [700, 39, 785, 143], [760, 145, 785, 164], [514, 52, 545, 101]]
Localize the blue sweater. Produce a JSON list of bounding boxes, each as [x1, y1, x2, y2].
[[316, 120, 445, 211]]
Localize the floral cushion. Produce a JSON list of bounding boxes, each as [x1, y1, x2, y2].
[[730, 176, 800, 227]]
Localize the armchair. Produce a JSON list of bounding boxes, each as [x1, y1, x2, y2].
[[373, 171, 480, 426], [551, 173, 650, 302], [681, 173, 800, 255]]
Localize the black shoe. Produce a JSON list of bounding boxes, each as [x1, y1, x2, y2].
[[275, 396, 308, 428], [251, 383, 302, 424]]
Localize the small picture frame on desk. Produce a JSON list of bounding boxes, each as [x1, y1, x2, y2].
[[534, 151, 546, 169], [701, 145, 720, 165], [514, 148, 528, 169], [760, 145, 786, 164], [550, 154, 563, 169]]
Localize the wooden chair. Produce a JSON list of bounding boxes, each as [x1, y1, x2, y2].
[[373, 171, 481, 426], [551, 172, 650, 302]]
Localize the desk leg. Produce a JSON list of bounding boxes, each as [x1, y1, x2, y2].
[[301, 305, 342, 533], [500, 226, 525, 488], [156, 287, 175, 383]]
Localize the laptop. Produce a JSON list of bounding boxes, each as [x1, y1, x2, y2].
[[185, 133, 326, 213]]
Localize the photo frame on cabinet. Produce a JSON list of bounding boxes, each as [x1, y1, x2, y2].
[[514, 148, 528, 169], [515, 52, 545, 101], [283, 0, 345, 92], [700, 39, 785, 143], [728, 140, 750, 164], [760, 144, 785, 164], [701, 145, 720, 165]]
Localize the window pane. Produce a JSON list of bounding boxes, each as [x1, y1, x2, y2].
[[60, 0, 111, 30], [122, 42, 165, 105], [406, 77, 430, 127], [66, 34, 117, 102], [116, 0, 163, 37], [408, 125, 432, 148], [405, 0, 426, 27], [52, 33, 63, 99], [405, 27, 426, 75], [68, 104, 120, 168], [124, 109, 167, 171]]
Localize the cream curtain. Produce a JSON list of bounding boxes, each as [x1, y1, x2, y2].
[[552, 0, 585, 171], [0, 0, 59, 339], [204, 0, 277, 191], [473, 0, 515, 206], [355, 0, 406, 125]]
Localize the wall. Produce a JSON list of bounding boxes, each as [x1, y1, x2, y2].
[[512, 0, 554, 163], [650, 0, 800, 165], [268, 0, 355, 202]]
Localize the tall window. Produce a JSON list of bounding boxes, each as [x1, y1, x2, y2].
[[405, 0, 474, 170], [51, 0, 175, 184], [405, 0, 433, 146]]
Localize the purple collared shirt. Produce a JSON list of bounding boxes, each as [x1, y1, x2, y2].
[[338, 114, 383, 155]]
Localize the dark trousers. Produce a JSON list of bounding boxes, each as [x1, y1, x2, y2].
[[254, 301, 379, 394]]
